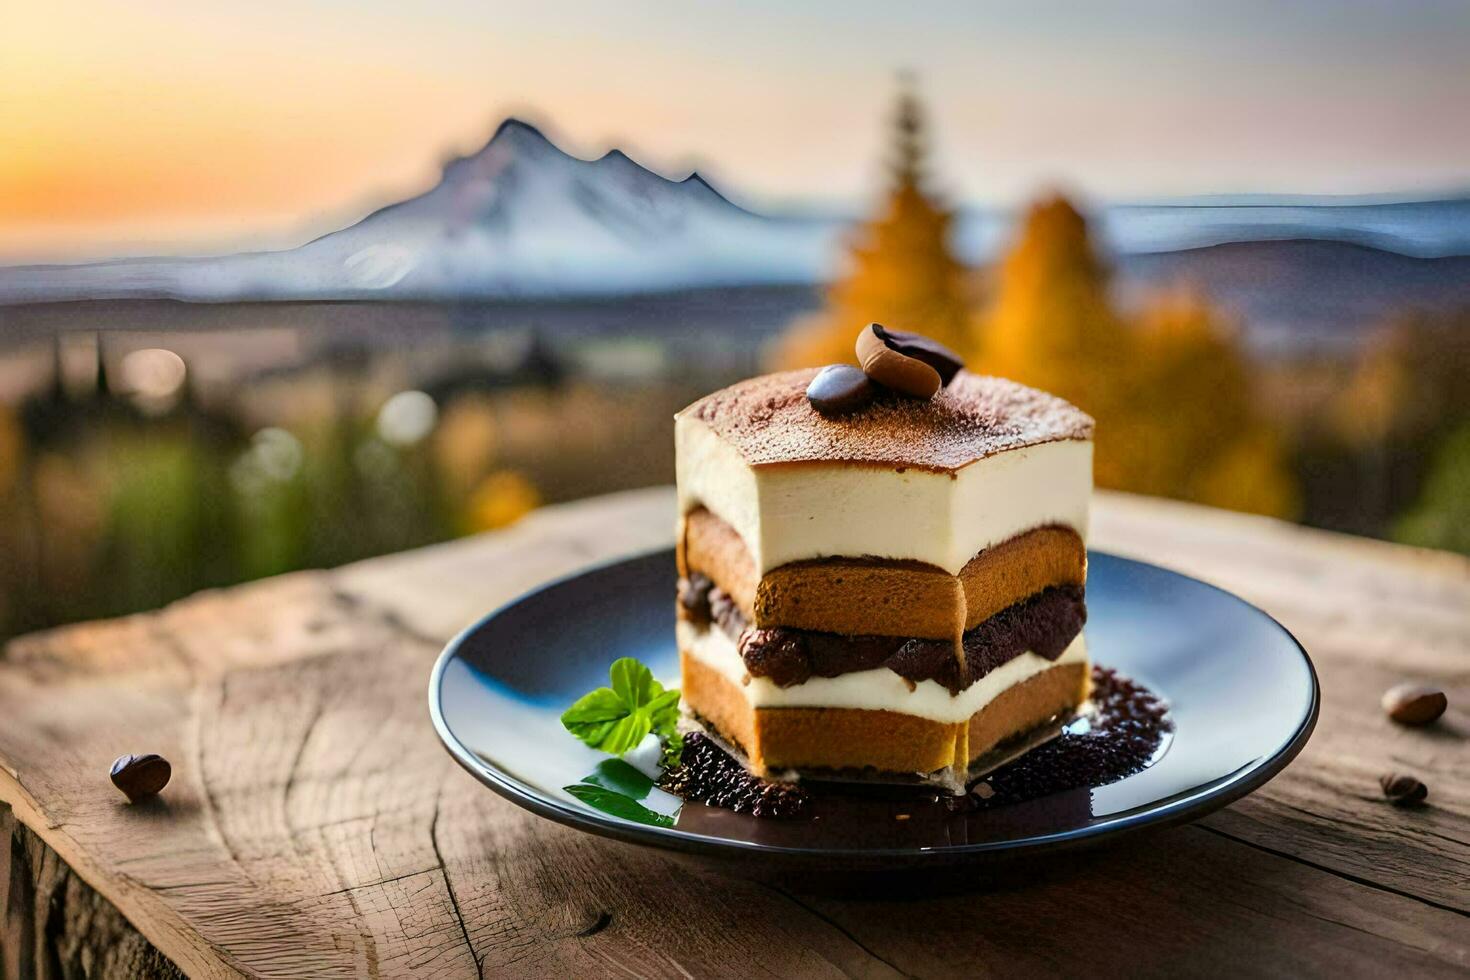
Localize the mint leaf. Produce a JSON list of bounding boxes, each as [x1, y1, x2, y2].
[[582, 759, 656, 801], [646, 688, 681, 735], [610, 657, 659, 708], [560, 657, 683, 764], [560, 688, 630, 747], [596, 712, 657, 756], [564, 783, 675, 828]]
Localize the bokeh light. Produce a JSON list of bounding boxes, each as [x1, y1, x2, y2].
[[120, 347, 187, 412], [376, 390, 437, 447]]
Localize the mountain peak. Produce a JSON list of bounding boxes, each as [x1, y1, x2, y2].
[[438, 116, 563, 182], [679, 170, 740, 210], [490, 117, 552, 145]]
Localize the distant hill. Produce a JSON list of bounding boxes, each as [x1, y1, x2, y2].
[[1116, 239, 1470, 352], [3, 237, 1460, 360]]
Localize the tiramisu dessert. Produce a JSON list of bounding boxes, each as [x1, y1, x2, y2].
[[674, 324, 1094, 792]]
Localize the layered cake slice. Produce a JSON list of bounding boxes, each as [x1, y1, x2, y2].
[[674, 338, 1094, 792]]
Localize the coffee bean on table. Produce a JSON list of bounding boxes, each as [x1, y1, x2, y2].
[[806, 364, 875, 416], [855, 323, 961, 398], [110, 753, 172, 803], [1381, 683, 1447, 726], [1379, 772, 1428, 807]]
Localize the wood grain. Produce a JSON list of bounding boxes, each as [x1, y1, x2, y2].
[[0, 487, 1465, 978], [2, 805, 186, 980]]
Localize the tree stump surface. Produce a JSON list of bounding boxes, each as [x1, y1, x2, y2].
[[0, 487, 1465, 978]]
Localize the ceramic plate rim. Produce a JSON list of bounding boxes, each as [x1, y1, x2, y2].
[[428, 547, 1319, 864]]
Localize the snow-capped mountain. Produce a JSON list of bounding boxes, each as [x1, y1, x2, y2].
[[0, 119, 841, 303], [4, 117, 1469, 306]]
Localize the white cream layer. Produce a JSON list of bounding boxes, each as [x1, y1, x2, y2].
[[675, 415, 1092, 575], [678, 619, 1088, 726]]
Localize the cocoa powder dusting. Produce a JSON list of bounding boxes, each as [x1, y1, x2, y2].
[[683, 369, 1094, 473]]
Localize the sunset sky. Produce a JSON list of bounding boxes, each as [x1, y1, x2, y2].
[[4, 1, 1469, 261]]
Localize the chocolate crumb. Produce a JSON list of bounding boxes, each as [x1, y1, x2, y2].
[[968, 666, 1172, 809], [659, 732, 809, 819]]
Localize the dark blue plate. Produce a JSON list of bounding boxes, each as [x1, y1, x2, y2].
[[428, 549, 1317, 872]]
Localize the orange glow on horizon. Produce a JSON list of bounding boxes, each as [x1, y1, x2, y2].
[[4, 2, 1469, 261]]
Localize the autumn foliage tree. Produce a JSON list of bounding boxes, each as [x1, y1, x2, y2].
[[979, 195, 1132, 428], [975, 198, 1297, 517], [771, 82, 972, 369], [774, 87, 1298, 519], [1125, 291, 1297, 516]]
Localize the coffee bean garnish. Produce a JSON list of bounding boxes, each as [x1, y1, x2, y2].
[[1382, 683, 1447, 726], [870, 323, 964, 384], [1379, 772, 1428, 807], [806, 363, 875, 416], [110, 753, 171, 803], [856, 324, 941, 398]]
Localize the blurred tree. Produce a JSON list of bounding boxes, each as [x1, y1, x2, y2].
[[977, 195, 1133, 431], [1334, 309, 1470, 447], [1128, 290, 1297, 516], [770, 79, 973, 369], [466, 470, 542, 532], [976, 199, 1296, 517], [1393, 422, 1470, 555], [100, 433, 231, 616], [230, 427, 311, 579], [0, 405, 21, 497], [432, 393, 501, 502], [1328, 307, 1470, 536], [0, 406, 22, 630]]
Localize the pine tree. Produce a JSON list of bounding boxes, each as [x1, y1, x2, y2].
[[770, 80, 973, 369]]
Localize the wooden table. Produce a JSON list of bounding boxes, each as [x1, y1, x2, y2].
[[1, 488, 1466, 978]]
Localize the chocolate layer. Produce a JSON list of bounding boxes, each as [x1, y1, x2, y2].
[[680, 576, 1085, 695], [680, 507, 1087, 640]]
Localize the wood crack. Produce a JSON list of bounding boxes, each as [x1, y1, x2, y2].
[[193, 674, 251, 882], [575, 911, 613, 938], [321, 867, 439, 897], [757, 881, 912, 978], [429, 786, 484, 979], [1195, 823, 1468, 917], [282, 696, 325, 806]]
